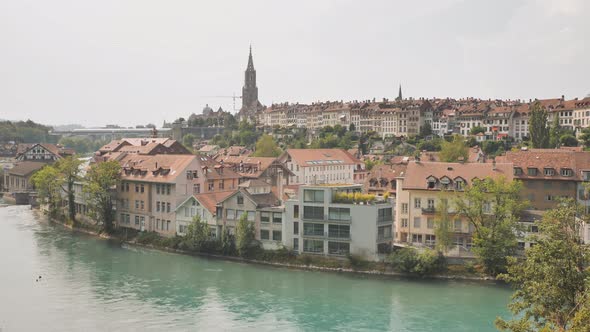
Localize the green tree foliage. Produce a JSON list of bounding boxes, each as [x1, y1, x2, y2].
[[251, 134, 282, 157], [528, 102, 549, 148], [470, 126, 486, 135], [182, 134, 196, 150], [219, 225, 236, 255], [419, 123, 433, 138], [454, 177, 527, 276], [440, 135, 469, 162], [235, 212, 257, 257], [364, 159, 382, 171], [549, 113, 561, 148], [434, 197, 454, 253], [388, 248, 446, 276], [578, 128, 590, 149], [496, 199, 590, 331], [181, 215, 211, 251], [84, 161, 121, 233], [417, 138, 442, 152], [482, 140, 505, 157], [560, 134, 579, 147], [0, 120, 53, 143], [55, 156, 82, 224], [31, 165, 62, 217], [348, 123, 356, 132], [58, 137, 109, 154]]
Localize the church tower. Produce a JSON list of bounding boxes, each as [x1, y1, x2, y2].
[[241, 46, 259, 110]]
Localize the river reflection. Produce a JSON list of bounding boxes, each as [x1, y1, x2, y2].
[[1, 205, 511, 331]]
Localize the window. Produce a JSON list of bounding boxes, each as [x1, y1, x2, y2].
[[140, 184, 144, 193], [303, 239, 324, 253], [328, 224, 350, 239], [483, 202, 491, 213], [454, 220, 462, 231], [184, 207, 189, 217], [156, 201, 161, 212], [141, 200, 145, 210], [455, 180, 464, 191], [413, 217, 421, 228], [427, 199, 435, 209], [219, 180, 224, 190], [527, 168, 538, 176], [545, 195, 553, 201], [135, 184, 139, 193], [237, 210, 244, 219], [414, 198, 421, 209], [166, 185, 171, 195], [561, 168, 573, 177], [166, 220, 170, 231], [544, 168, 555, 176], [328, 242, 350, 255], [401, 203, 408, 214], [401, 218, 408, 227], [303, 189, 324, 203], [272, 230, 282, 241], [156, 184, 160, 194], [303, 206, 324, 220], [378, 208, 393, 222], [226, 209, 235, 220], [412, 234, 423, 243], [135, 200, 139, 209], [294, 222, 299, 235], [260, 230, 270, 240], [193, 184, 200, 194], [293, 238, 299, 251], [166, 203, 171, 213], [273, 212, 282, 224], [135, 216, 140, 225], [293, 205, 299, 219], [427, 218, 434, 229], [377, 225, 392, 240], [237, 195, 244, 205], [328, 207, 351, 221], [208, 181, 214, 191], [260, 212, 270, 223], [425, 234, 436, 246], [303, 223, 324, 236], [247, 211, 255, 222]]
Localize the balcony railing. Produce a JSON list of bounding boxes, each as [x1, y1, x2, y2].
[[421, 207, 436, 214]]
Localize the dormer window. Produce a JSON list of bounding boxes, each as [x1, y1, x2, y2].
[[527, 168, 537, 176], [544, 168, 555, 176], [440, 177, 451, 190], [426, 176, 437, 189], [513, 167, 522, 176], [454, 177, 465, 191], [560, 168, 573, 177]]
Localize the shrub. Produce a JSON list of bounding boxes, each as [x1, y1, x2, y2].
[[347, 254, 369, 270], [388, 248, 446, 276]]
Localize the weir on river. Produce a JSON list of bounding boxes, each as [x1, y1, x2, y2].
[[0, 205, 512, 331]]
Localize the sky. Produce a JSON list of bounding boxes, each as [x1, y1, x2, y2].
[[1, 0, 589, 127]]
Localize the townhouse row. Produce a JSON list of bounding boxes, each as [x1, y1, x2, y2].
[[255, 96, 590, 141]]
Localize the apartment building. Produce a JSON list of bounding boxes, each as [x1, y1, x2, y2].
[[497, 148, 590, 211], [278, 149, 362, 185], [283, 184, 395, 261], [394, 161, 513, 252], [175, 190, 234, 236]]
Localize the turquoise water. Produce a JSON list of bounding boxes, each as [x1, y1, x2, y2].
[[0, 205, 512, 331]]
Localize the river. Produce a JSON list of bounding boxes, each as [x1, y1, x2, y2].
[[0, 204, 512, 331]]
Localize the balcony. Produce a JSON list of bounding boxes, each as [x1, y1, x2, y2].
[[421, 207, 436, 214]]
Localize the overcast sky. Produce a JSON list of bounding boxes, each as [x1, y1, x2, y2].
[[1, 0, 589, 127]]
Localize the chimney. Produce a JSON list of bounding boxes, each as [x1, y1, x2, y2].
[[277, 169, 284, 205]]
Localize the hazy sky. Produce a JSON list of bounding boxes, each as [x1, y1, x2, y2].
[[1, 0, 589, 127]]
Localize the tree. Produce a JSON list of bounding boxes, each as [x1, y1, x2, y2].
[[578, 128, 590, 149], [439, 135, 469, 162], [235, 212, 257, 257], [419, 123, 433, 138], [55, 156, 82, 224], [549, 113, 561, 148], [434, 197, 454, 253], [496, 198, 590, 331], [182, 215, 210, 251], [219, 225, 236, 255], [349, 123, 356, 132], [454, 177, 527, 276], [560, 134, 579, 147], [31, 165, 61, 218], [528, 102, 549, 148], [84, 161, 121, 233], [251, 134, 282, 157], [182, 134, 196, 150], [416, 138, 442, 152], [470, 126, 486, 135]]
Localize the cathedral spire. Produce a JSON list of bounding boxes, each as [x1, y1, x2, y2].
[[397, 84, 403, 101], [247, 44, 254, 71]]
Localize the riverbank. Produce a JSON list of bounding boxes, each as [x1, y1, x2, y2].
[[33, 209, 494, 282]]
